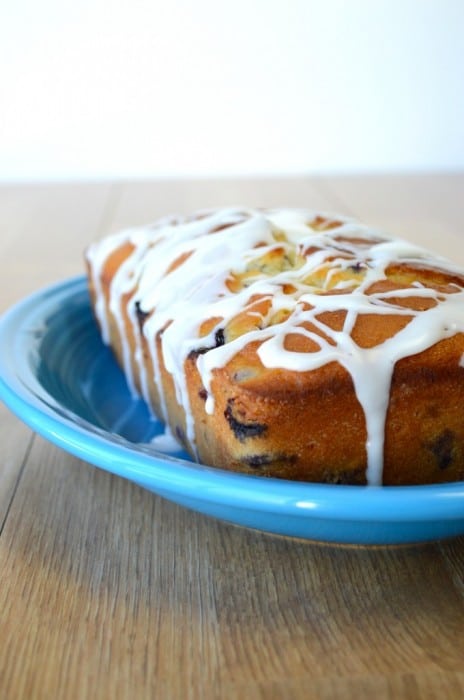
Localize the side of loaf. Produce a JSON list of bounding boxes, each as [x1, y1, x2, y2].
[[85, 208, 464, 486]]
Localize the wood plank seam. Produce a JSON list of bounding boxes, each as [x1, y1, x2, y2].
[[0, 433, 36, 537], [308, 176, 358, 217], [95, 181, 125, 238]]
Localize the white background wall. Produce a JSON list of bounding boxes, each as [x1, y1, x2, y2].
[[1, 0, 463, 181]]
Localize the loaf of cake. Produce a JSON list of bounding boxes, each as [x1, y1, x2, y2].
[[85, 208, 464, 486]]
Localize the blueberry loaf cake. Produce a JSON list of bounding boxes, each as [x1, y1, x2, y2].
[[85, 208, 464, 485]]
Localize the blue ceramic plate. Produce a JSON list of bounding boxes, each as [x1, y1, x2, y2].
[[1, 276, 464, 546]]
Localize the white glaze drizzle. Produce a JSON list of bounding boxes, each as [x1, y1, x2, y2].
[[86, 208, 464, 485], [87, 229, 130, 343], [150, 424, 183, 453]]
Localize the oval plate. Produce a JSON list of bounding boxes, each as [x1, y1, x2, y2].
[[1, 276, 464, 545]]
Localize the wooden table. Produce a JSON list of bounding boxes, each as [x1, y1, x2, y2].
[[1, 175, 464, 699]]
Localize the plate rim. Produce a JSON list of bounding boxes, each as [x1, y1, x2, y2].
[[1, 275, 464, 531]]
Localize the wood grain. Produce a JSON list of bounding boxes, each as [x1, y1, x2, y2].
[[0, 406, 34, 530], [318, 173, 464, 263], [100, 177, 340, 234], [0, 181, 112, 310], [1, 176, 464, 700]]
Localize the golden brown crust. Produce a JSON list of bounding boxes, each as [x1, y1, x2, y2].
[[184, 334, 464, 485]]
